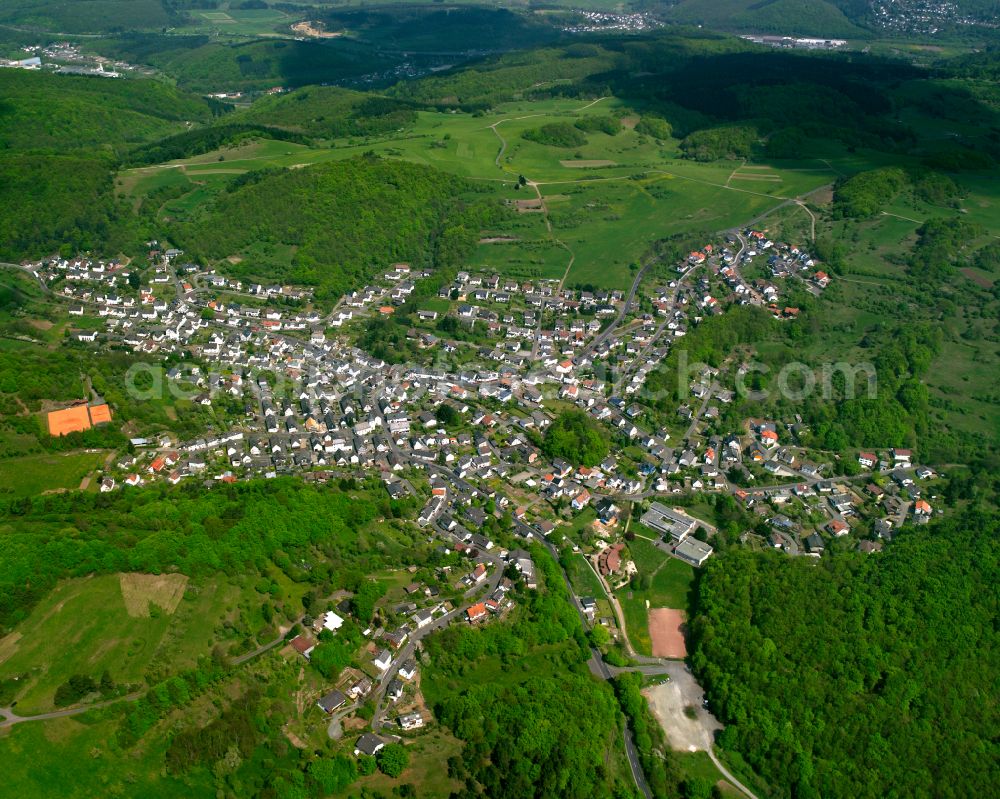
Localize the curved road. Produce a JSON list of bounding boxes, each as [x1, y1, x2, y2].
[[0, 692, 142, 730]]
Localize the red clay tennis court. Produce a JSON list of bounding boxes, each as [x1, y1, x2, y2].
[[649, 608, 687, 659], [46, 403, 112, 436]]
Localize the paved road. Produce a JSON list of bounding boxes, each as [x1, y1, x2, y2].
[[534, 536, 653, 799], [0, 692, 142, 729], [370, 552, 503, 732], [579, 256, 658, 360], [708, 748, 760, 799], [231, 633, 287, 665]]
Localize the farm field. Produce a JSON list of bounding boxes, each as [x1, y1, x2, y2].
[[120, 96, 840, 290], [178, 7, 298, 37], [0, 451, 107, 497], [0, 574, 238, 713]]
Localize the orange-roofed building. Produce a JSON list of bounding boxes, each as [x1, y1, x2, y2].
[[466, 603, 487, 623]]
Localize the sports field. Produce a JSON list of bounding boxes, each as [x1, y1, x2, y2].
[[648, 607, 687, 658]]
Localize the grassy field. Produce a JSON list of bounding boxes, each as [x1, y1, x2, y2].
[[0, 714, 211, 799], [564, 553, 606, 599], [177, 7, 298, 37], [120, 96, 839, 290], [353, 728, 463, 798], [0, 451, 107, 497], [617, 538, 695, 656], [0, 573, 239, 713]]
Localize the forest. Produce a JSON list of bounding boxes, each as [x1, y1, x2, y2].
[[0, 69, 215, 153], [173, 156, 502, 302], [229, 84, 420, 139], [542, 409, 611, 467], [689, 507, 1000, 799], [424, 547, 641, 799]]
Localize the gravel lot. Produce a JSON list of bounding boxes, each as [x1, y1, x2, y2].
[[643, 664, 722, 752]]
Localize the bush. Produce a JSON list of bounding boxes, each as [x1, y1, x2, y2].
[[523, 122, 587, 148], [308, 755, 357, 794], [575, 115, 621, 135], [635, 116, 672, 140], [53, 674, 97, 707], [377, 742, 409, 777]]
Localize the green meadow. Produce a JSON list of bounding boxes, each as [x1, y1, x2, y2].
[[0, 451, 107, 498], [120, 96, 839, 290], [0, 574, 239, 713]]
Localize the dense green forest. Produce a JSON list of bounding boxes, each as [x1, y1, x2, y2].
[[229, 85, 419, 139], [424, 547, 644, 799], [0, 69, 214, 153], [316, 5, 562, 53], [0, 0, 170, 34], [0, 153, 127, 261], [90, 34, 394, 93], [689, 507, 1000, 799], [663, 0, 866, 38], [542, 409, 611, 467], [174, 156, 503, 302]]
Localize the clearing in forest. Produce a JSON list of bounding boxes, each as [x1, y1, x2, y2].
[[119, 573, 189, 617]]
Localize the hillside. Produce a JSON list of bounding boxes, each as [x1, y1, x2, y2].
[[0, 0, 170, 34], [0, 69, 214, 153], [172, 157, 500, 301], [664, 0, 867, 37], [0, 153, 129, 260], [90, 34, 393, 93], [227, 85, 418, 139], [691, 508, 1000, 799]]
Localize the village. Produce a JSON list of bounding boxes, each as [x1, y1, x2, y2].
[[20, 227, 944, 756], [26, 225, 938, 565]]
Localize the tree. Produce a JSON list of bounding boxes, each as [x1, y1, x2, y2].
[[357, 754, 377, 776], [435, 403, 459, 427], [377, 742, 409, 777], [54, 674, 97, 707], [542, 410, 609, 467], [589, 625, 611, 648], [309, 755, 357, 794]]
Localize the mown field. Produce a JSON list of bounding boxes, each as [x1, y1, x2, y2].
[[0, 451, 107, 498], [617, 536, 695, 657]]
